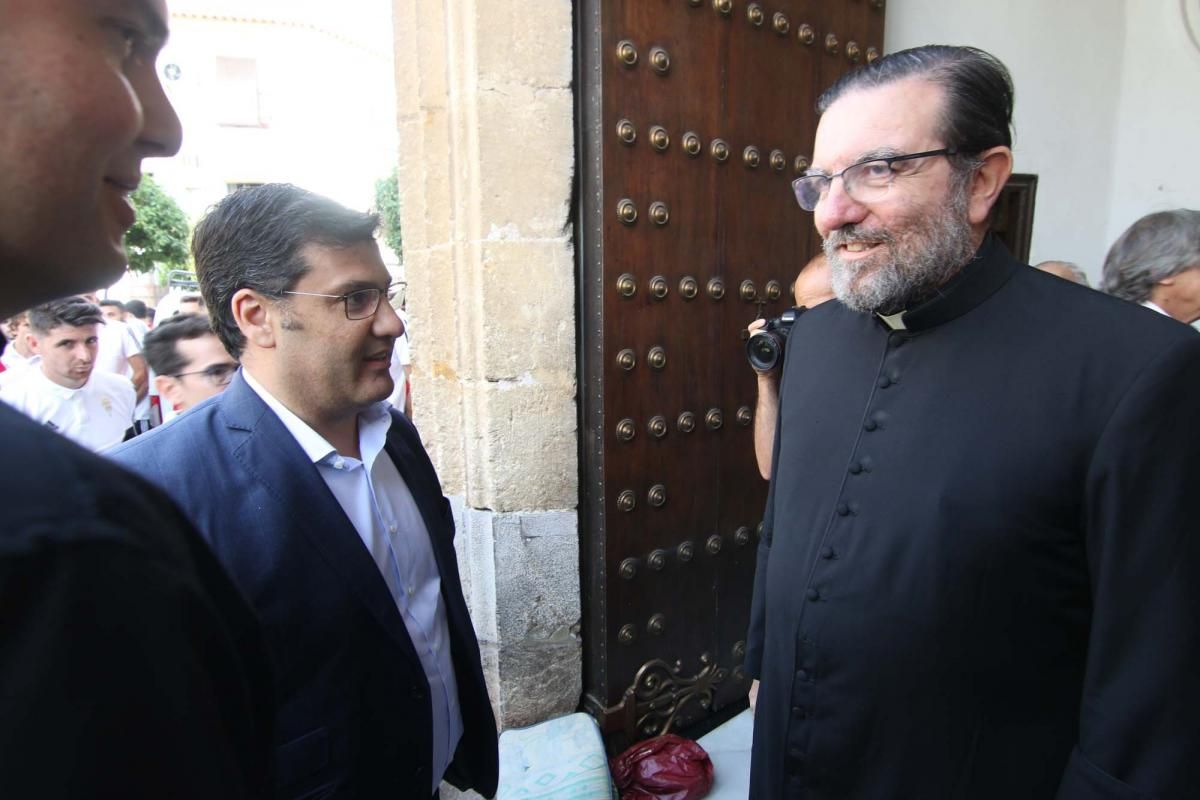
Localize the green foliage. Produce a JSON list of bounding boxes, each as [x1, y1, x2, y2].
[[124, 175, 190, 275], [374, 169, 403, 262]]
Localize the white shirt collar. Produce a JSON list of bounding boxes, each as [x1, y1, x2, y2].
[[33, 363, 83, 401], [241, 368, 392, 465], [1142, 300, 1171, 317]]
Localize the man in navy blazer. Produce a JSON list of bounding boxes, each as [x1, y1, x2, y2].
[[110, 184, 499, 799]]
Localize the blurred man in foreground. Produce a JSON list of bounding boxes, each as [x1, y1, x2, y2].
[[0, 1, 271, 796]]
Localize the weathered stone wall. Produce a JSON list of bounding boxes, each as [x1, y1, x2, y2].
[[390, 0, 580, 747]]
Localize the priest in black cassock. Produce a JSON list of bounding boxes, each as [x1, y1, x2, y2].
[[746, 45, 1200, 800]]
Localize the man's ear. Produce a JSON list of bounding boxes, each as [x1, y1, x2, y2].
[[26, 335, 42, 356], [155, 374, 182, 409], [967, 145, 1014, 227], [230, 289, 278, 351]]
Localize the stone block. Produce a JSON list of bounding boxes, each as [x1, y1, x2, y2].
[[492, 512, 580, 644], [408, 245, 461, 373], [474, 1, 572, 90], [396, 108, 454, 249], [462, 381, 577, 512], [390, 0, 422, 121], [415, 373, 466, 495], [476, 85, 574, 239], [411, 0, 449, 108], [497, 639, 581, 728], [478, 239, 576, 381]]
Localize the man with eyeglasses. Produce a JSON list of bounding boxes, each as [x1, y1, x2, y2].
[[142, 313, 238, 414], [110, 183, 499, 799], [746, 46, 1200, 799]]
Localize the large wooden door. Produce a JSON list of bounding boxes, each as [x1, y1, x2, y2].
[[577, 0, 886, 746]]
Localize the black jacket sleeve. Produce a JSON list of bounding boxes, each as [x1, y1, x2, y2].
[[0, 535, 272, 799], [1058, 335, 1200, 800]]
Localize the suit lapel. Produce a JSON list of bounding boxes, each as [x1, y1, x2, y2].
[[220, 376, 420, 663], [383, 422, 456, 584], [382, 417, 475, 642]]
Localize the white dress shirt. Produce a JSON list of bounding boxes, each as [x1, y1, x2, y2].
[[1, 345, 27, 372], [242, 370, 462, 792], [0, 349, 31, 390], [96, 319, 141, 377], [0, 365, 134, 451]]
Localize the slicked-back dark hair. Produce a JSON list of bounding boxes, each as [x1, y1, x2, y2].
[[192, 183, 381, 358], [28, 297, 104, 335], [124, 299, 149, 319], [817, 45, 1014, 163], [142, 313, 220, 376], [98, 299, 125, 312]]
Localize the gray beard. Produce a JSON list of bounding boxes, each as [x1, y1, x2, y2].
[[824, 183, 976, 315]]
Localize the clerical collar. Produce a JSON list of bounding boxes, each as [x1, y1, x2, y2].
[[874, 235, 1019, 333]]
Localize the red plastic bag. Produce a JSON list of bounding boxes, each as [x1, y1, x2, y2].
[[610, 734, 714, 800]]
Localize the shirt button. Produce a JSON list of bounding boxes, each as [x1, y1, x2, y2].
[[864, 419, 878, 431], [333, 457, 345, 470], [792, 706, 807, 720], [388, 523, 398, 534], [805, 587, 820, 602], [877, 375, 892, 389], [836, 503, 849, 517], [797, 668, 810, 682], [821, 546, 836, 559], [849, 462, 863, 475], [407, 586, 416, 597]]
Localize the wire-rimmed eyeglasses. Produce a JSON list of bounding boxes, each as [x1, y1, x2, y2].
[[791, 148, 957, 212], [172, 362, 238, 386], [283, 281, 406, 320]]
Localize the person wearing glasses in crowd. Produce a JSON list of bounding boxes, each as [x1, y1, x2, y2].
[[110, 183, 499, 799], [745, 45, 1200, 799], [141, 313, 238, 414]]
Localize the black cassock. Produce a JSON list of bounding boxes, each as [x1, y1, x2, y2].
[[747, 236, 1200, 799]]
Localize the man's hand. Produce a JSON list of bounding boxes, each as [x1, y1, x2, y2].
[[746, 318, 776, 377]]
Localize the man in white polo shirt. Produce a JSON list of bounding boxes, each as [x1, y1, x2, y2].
[[1, 298, 135, 451]]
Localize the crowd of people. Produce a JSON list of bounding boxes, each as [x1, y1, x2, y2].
[[0, 287, 411, 452], [0, 2, 1197, 800]]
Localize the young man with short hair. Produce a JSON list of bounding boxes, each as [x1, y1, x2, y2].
[[143, 313, 238, 413], [1, 298, 135, 451]]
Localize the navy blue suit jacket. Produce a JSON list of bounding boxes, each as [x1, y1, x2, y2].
[[110, 374, 498, 799]]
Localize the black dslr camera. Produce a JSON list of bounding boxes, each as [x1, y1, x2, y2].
[[745, 306, 806, 372]]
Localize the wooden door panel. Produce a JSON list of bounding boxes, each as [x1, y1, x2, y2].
[[581, 0, 886, 747]]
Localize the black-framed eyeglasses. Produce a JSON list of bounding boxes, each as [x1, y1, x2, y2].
[[283, 281, 405, 320], [173, 362, 238, 386], [791, 148, 958, 212]]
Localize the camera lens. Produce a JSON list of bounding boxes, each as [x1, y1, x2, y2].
[[746, 331, 782, 372]]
